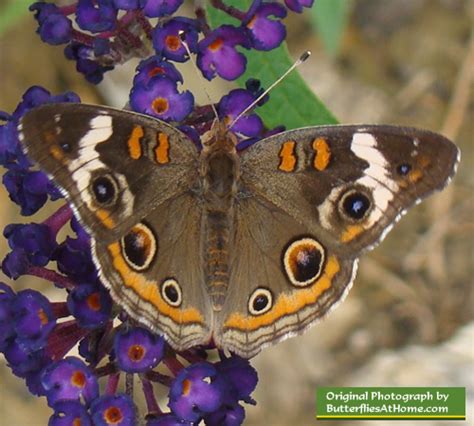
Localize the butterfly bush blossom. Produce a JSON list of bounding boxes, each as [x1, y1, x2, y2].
[[0, 1, 315, 424]]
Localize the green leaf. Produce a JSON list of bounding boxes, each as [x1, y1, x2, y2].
[[311, 0, 352, 56], [206, 1, 338, 128], [0, 0, 32, 35]]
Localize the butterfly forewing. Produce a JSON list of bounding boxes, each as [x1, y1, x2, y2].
[[19, 103, 199, 242], [240, 125, 459, 254]]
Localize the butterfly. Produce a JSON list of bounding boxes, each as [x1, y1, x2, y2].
[[18, 103, 459, 358]]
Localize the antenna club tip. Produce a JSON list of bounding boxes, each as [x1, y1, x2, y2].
[[178, 30, 186, 41], [300, 51, 311, 62]]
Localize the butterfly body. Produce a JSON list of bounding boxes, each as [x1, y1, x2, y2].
[[18, 104, 459, 358], [200, 122, 239, 310]]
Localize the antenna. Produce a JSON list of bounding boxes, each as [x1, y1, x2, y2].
[[229, 51, 311, 129], [179, 31, 219, 120]]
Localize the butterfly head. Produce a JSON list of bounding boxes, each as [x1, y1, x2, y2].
[[201, 119, 238, 154]]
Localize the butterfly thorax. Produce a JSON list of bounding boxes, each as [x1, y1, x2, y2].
[[200, 123, 240, 311]]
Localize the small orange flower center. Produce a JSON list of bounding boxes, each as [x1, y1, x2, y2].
[[104, 406, 123, 424], [165, 35, 181, 51], [246, 15, 257, 29], [73, 417, 82, 426], [128, 344, 146, 362], [182, 379, 192, 396], [152, 97, 169, 115], [209, 38, 224, 51], [71, 370, 86, 388], [38, 308, 49, 325], [148, 66, 165, 77], [86, 292, 101, 311]]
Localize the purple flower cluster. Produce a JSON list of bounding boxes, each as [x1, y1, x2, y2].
[[0, 0, 320, 424], [29, 0, 312, 133], [1, 270, 257, 424]]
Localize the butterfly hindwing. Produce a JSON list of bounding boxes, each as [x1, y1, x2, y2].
[[215, 195, 357, 358], [93, 192, 213, 351]]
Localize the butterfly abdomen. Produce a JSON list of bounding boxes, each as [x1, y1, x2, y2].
[[203, 209, 233, 310], [200, 133, 240, 311]]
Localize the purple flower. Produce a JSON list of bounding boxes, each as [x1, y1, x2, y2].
[[4, 339, 51, 378], [13, 289, 56, 350], [67, 283, 112, 329], [244, 2, 287, 51], [114, 327, 165, 373], [90, 394, 136, 426], [0, 283, 16, 350], [76, 0, 118, 33], [205, 403, 245, 426], [169, 362, 224, 422], [140, 0, 184, 18], [30, 2, 72, 45], [13, 86, 80, 121], [177, 125, 201, 149], [133, 57, 183, 87], [0, 119, 23, 167], [130, 76, 194, 121], [218, 89, 264, 137], [152, 17, 199, 62], [25, 367, 50, 396], [49, 400, 92, 426], [54, 235, 97, 282], [4, 223, 57, 267], [197, 25, 250, 81], [65, 42, 115, 84], [113, 0, 140, 9], [3, 247, 28, 281], [147, 413, 193, 425], [53, 217, 98, 283], [41, 357, 99, 407], [3, 169, 57, 215], [284, 0, 314, 13], [29, 2, 58, 22], [215, 356, 258, 404]]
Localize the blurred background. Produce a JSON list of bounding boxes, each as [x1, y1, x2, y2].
[[0, 0, 472, 425]]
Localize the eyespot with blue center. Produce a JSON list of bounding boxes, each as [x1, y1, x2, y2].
[[92, 174, 118, 205], [339, 188, 373, 222]]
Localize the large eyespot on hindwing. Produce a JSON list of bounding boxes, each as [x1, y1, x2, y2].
[[337, 187, 373, 222], [248, 288, 273, 316], [91, 173, 119, 206], [120, 223, 157, 271], [161, 279, 182, 307], [283, 237, 326, 287]]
